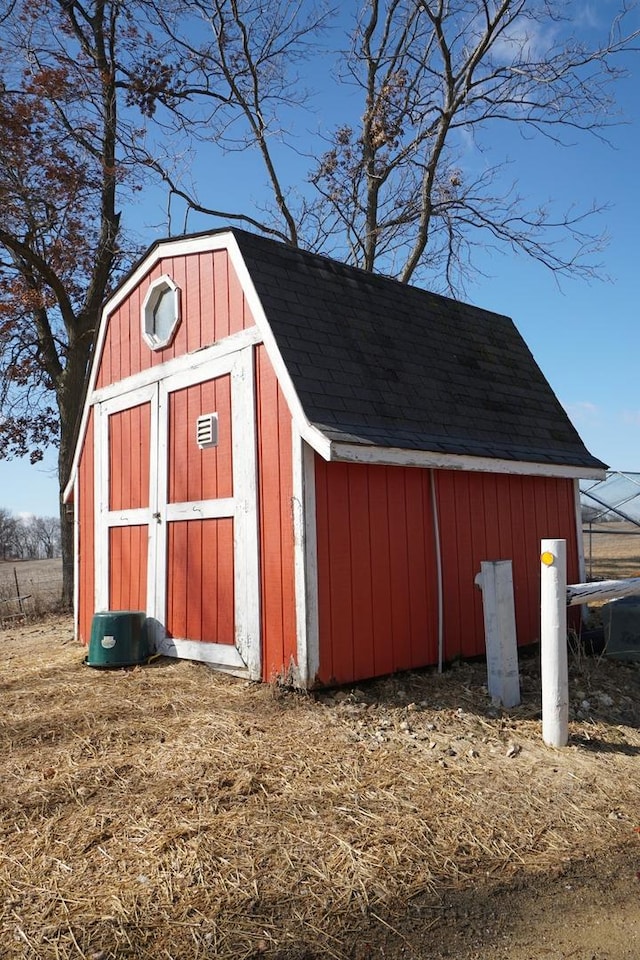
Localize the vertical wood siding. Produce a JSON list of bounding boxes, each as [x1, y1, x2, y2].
[[108, 526, 148, 611], [78, 412, 95, 645], [314, 461, 580, 685], [314, 460, 439, 685], [164, 371, 236, 645], [165, 518, 235, 644], [96, 250, 254, 389], [108, 404, 151, 510], [168, 376, 233, 504], [434, 471, 579, 660], [255, 345, 297, 680]]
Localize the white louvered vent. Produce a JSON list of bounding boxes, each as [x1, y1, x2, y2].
[[196, 413, 219, 449]]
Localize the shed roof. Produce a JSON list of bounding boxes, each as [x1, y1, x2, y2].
[[230, 229, 605, 472]]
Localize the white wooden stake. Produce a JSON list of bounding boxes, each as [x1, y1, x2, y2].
[[540, 539, 569, 747], [476, 561, 520, 708]]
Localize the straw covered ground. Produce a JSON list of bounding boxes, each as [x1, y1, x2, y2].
[[1, 616, 640, 960]]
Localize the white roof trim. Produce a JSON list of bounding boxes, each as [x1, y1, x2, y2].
[[223, 235, 332, 462], [329, 441, 606, 480]]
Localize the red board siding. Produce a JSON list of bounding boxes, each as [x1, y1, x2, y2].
[[96, 250, 255, 389], [315, 461, 579, 685], [314, 460, 439, 686], [78, 412, 96, 645], [255, 345, 297, 680], [108, 403, 151, 511], [165, 518, 235, 644], [168, 376, 233, 503], [109, 525, 148, 611], [434, 471, 579, 659]]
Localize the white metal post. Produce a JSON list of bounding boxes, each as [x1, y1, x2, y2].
[[476, 560, 521, 708], [540, 539, 569, 747]]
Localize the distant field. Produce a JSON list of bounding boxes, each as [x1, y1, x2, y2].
[[0, 558, 63, 621], [582, 520, 640, 580], [0, 523, 636, 624]]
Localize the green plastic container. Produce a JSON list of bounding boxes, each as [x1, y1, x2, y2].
[[86, 611, 149, 668]]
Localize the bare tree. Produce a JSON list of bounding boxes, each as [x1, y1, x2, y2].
[[136, 0, 333, 242], [0, 508, 17, 560], [309, 0, 640, 287], [142, 0, 639, 289], [32, 516, 61, 559], [0, 0, 178, 602], [12, 516, 40, 560]]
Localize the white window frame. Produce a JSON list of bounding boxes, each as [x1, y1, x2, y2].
[[141, 275, 181, 350]]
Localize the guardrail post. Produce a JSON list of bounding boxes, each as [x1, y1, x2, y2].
[[540, 539, 568, 747], [475, 560, 520, 708]]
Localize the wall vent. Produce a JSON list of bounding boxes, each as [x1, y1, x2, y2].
[[196, 413, 219, 449]]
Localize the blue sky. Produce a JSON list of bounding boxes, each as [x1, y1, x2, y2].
[[1, 2, 639, 517]]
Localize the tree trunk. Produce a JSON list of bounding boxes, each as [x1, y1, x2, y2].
[[58, 430, 76, 609], [57, 331, 94, 608]]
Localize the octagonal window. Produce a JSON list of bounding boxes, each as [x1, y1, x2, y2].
[[141, 275, 181, 350]]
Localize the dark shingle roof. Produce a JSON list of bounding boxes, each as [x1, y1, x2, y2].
[[232, 229, 604, 470]]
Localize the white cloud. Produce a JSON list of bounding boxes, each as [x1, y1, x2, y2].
[[490, 18, 556, 65], [574, 4, 602, 31], [564, 400, 601, 424]]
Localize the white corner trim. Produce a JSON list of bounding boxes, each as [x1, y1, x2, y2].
[[329, 441, 606, 481], [230, 344, 261, 680], [292, 431, 320, 688]]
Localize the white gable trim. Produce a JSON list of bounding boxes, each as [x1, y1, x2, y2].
[[329, 441, 606, 480], [223, 234, 331, 460], [63, 231, 330, 503]]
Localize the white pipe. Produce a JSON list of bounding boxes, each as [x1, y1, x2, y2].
[[573, 478, 588, 624], [430, 469, 444, 673], [540, 539, 569, 747]]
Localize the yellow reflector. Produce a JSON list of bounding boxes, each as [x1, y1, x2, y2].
[[541, 551, 555, 566]]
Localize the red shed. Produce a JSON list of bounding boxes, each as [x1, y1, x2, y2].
[[64, 228, 605, 686]]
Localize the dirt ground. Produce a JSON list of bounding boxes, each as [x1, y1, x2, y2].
[[1, 615, 640, 959]]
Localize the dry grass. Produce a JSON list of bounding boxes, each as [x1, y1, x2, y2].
[[0, 559, 64, 623], [583, 521, 640, 580], [2, 616, 640, 959]]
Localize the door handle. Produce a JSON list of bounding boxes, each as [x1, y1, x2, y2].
[[152, 512, 161, 523]]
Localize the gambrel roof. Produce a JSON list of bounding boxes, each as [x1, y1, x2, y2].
[[231, 229, 605, 472], [65, 226, 606, 504]]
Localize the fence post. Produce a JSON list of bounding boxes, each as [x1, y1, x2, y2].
[[476, 560, 521, 708], [540, 539, 568, 747], [13, 567, 24, 615]]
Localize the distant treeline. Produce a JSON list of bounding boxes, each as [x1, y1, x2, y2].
[[0, 508, 61, 561]]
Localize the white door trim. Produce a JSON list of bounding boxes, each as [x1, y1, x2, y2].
[[156, 344, 260, 678], [95, 382, 158, 612], [94, 345, 261, 679]]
